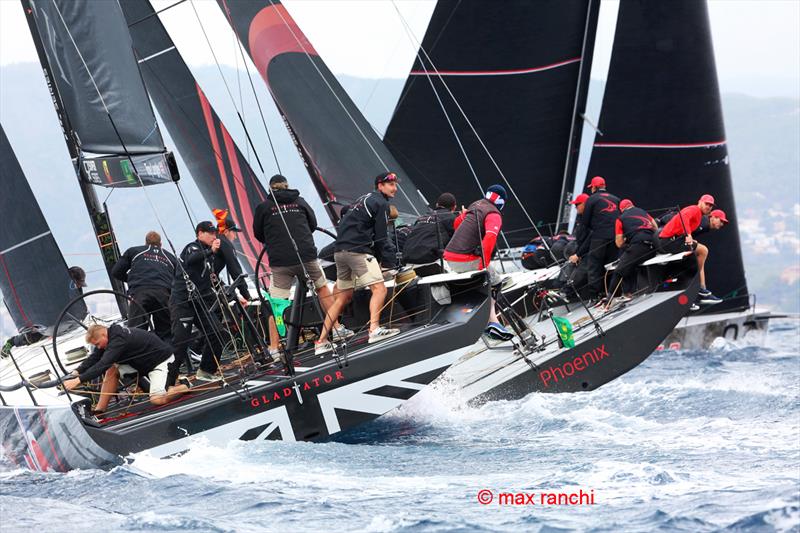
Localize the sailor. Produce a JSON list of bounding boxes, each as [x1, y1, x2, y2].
[[605, 199, 657, 303], [1, 325, 46, 359], [62, 324, 189, 412], [443, 184, 512, 340], [578, 176, 621, 300], [657, 194, 721, 303], [314, 172, 402, 354], [565, 194, 591, 298], [112, 231, 176, 340], [212, 209, 253, 303], [252, 174, 352, 353], [169, 221, 228, 381], [403, 192, 458, 266]]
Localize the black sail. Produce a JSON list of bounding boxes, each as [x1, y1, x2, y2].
[[0, 125, 87, 332], [384, 0, 599, 245], [216, 0, 427, 223], [26, 0, 165, 155], [121, 0, 268, 273], [586, 0, 747, 311]]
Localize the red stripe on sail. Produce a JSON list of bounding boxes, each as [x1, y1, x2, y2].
[[410, 57, 582, 77], [221, 124, 262, 271], [0, 253, 32, 327], [593, 140, 727, 149], [248, 3, 318, 83]]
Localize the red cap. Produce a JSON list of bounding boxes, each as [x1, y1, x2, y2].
[[619, 199, 633, 210], [710, 209, 728, 223], [699, 193, 715, 205], [570, 193, 589, 205], [588, 176, 606, 189]]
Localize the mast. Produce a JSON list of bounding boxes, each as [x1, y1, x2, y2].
[[555, 0, 601, 230], [21, 0, 124, 299]]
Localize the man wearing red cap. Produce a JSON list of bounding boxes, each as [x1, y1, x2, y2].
[[606, 199, 657, 303], [579, 176, 620, 300], [657, 194, 720, 303]]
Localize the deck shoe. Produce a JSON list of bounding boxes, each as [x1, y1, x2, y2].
[[368, 326, 401, 344], [698, 288, 722, 305], [194, 369, 219, 382], [332, 324, 355, 340], [1, 341, 11, 359], [485, 322, 514, 341], [315, 341, 333, 356]]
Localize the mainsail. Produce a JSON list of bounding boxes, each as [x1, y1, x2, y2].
[[121, 0, 268, 273], [0, 125, 87, 331], [384, 0, 600, 246], [585, 0, 748, 312], [216, 0, 427, 223]]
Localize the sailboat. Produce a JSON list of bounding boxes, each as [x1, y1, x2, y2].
[[384, 0, 772, 352], [0, 0, 490, 471]]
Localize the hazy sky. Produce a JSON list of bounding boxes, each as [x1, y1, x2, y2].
[[0, 0, 798, 97]]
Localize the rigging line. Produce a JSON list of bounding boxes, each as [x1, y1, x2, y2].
[[232, 22, 250, 166], [219, 4, 282, 176], [269, 5, 421, 216], [126, 0, 188, 28], [391, 1, 555, 263]]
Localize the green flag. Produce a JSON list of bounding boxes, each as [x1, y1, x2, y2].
[[552, 315, 575, 348], [263, 291, 293, 337]]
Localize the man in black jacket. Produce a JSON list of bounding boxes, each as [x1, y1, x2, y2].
[[170, 221, 231, 381], [606, 199, 657, 303], [314, 172, 401, 354], [577, 176, 621, 299], [112, 231, 176, 340], [62, 324, 189, 412], [403, 192, 458, 266]]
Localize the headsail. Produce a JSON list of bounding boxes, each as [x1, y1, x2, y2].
[[0, 125, 87, 332], [216, 0, 427, 223], [121, 0, 268, 273], [384, 0, 600, 245], [585, 0, 748, 311]]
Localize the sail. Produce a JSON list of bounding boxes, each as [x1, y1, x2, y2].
[[585, 0, 748, 311], [384, 0, 600, 246], [120, 0, 268, 273], [215, 0, 427, 222], [25, 0, 165, 155], [0, 125, 87, 332]]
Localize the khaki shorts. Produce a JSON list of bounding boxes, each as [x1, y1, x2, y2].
[[118, 355, 174, 396], [446, 259, 501, 286], [334, 251, 383, 290], [270, 261, 327, 299]]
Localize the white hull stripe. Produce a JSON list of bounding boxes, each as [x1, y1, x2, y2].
[[0, 231, 52, 256], [410, 57, 582, 77], [137, 46, 176, 64], [593, 140, 727, 149]]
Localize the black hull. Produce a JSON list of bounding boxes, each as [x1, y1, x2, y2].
[[451, 275, 699, 404], [1, 280, 489, 471]]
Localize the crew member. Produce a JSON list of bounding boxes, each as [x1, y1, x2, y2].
[[314, 172, 402, 354], [657, 194, 720, 303], [112, 231, 176, 340], [252, 174, 352, 355], [403, 192, 458, 266], [62, 324, 189, 412], [577, 176, 620, 300], [606, 199, 657, 303], [566, 193, 592, 299], [443, 184, 511, 340], [170, 221, 228, 381]]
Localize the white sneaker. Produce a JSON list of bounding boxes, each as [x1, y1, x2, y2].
[[332, 324, 355, 340], [269, 348, 283, 363], [368, 326, 400, 344], [315, 341, 333, 356]]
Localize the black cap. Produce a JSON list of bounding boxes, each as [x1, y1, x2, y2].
[[269, 174, 288, 187], [374, 172, 398, 187], [196, 221, 217, 234], [221, 216, 242, 232]]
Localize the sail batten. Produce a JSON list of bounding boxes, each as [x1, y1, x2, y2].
[[585, 0, 747, 312]]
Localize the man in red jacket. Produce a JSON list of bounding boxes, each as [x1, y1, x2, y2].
[[444, 184, 512, 340], [658, 193, 720, 303]]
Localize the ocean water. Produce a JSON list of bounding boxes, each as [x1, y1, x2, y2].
[[1, 321, 798, 532]]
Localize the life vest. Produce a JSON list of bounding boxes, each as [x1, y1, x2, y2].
[[445, 199, 500, 257]]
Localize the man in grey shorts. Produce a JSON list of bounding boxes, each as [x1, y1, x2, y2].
[[253, 175, 353, 351], [314, 172, 402, 354]]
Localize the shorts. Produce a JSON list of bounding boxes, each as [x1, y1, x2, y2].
[[270, 261, 327, 299], [334, 251, 383, 290], [118, 355, 174, 396], [658, 236, 695, 255], [446, 259, 501, 286]]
